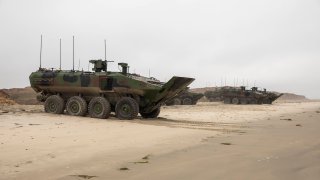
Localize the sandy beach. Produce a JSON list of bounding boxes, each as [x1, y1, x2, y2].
[[0, 102, 320, 180]]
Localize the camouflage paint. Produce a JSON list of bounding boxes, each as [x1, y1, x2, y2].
[[204, 86, 282, 104], [29, 62, 194, 113]]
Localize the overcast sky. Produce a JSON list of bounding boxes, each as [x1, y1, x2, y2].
[[0, 0, 319, 98]]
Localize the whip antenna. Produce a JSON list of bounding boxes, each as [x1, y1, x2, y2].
[[59, 38, 61, 70], [72, 36, 75, 71], [104, 39, 114, 72], [104, 39, 106, 61], [105, 39, 107, 72], [78, 59, 80, 70], [39, 35, 42, 69]]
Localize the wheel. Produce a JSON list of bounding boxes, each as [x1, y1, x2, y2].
[[173, 98, 181, 105], [44, 95, 65, 114], [88, 97, 111, 119], [140, 107, 161, 119], [182, 97, 192, 105], [115, 97, 139, 120], [240, 99, 248, 105], [224, 98, 231, 104], [66, 96, 87, 116], [232, 98, 239, 104]]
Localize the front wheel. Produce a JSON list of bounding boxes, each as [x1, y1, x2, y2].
[[115, 97, 139, 120], [140, 107, 161, 119], [44, 95, 65, 114]]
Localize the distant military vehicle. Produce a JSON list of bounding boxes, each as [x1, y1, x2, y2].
[[203, 88, 224, 102], [165, 88, 204, 105], [204, 86, 281, 105], [29, 60, 194, 119]]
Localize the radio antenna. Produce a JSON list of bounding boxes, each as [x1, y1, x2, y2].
[[39, 35, 42, 69], [104, 39, 106, 61], [104, 39, 114, 72], [59, 38, 61, 70], [72, 36, 75, 71], [78, 59, 80, 70], [104, 39, 107, 72]]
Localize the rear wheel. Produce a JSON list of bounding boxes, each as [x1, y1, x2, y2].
[[115, 97, 139, 120], [232, 98, 239, 105], [140, 107, 161, 119], [66, 96, 87, 116], [88, 97, 111, 119], [44, 95, 65, 114], [173, 98, 181, 105], [182, 97, 192, 105]]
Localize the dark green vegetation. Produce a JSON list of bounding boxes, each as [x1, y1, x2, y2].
[[29, 60, 194, 120], [165, 88, 204, 105], [204, 86, 283, 105]]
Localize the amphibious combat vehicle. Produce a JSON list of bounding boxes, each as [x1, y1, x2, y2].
[[29, 60, 194, 119], [165, 88, 204, 105], [204, 86, 282, 105]]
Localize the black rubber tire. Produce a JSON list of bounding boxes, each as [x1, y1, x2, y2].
[[140, 107, 161, 119], [224, 98, 231, 104], [173, 98, 181, 105], [66, 96, 87, 116], [115, 97, 139, 120], [232, 98, 239, 105], [182, 97, 192, 105], [88, 97, 111, 119], [44, 95, 65, 114]]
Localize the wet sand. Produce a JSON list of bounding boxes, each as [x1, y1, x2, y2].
[[0, 102, 319, 180]]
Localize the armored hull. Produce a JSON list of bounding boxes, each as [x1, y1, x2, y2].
[[30, 60, 194, 119]]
